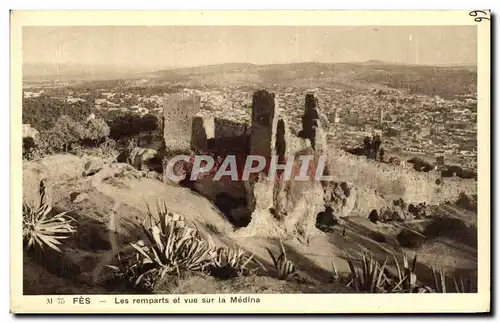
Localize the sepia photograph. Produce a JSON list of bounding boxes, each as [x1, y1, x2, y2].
[[10, 10, 491, 314]]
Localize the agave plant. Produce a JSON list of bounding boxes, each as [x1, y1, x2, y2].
[[22, 180, 76, 252], [129, 200, 217, 286], [210, 246, 259, 278], [346, 251, 388, 293], [106, 252, 155, 291], [390, 251, 419, 293], [432, 267, 476, 293], [452, 275, 477, 293], [432, 267, 449, 293], [266, 238, 296, 280], [330, 258, 340, 282]]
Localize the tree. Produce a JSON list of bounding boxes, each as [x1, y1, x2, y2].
[[83, 117, 110, 145], [141, 114, 159, 134], [39, 128, 68, 153], [109, 113, 143, 139], [51, 115, 86, 152]]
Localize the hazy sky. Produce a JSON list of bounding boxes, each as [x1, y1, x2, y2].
[[23, 26, 477, 69]]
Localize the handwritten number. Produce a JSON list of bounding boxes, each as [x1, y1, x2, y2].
[[469, 10, 490, 22]]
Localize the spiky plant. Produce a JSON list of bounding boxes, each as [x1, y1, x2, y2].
[[22, 180, 76, 252], [346, 251, 388, 293], [106, 253, 154, 291], [210, 246, 259, 278], [452, 275, 477, 293], [266, 238, 296, 280], [331, 258, 340, 282], [390, 251, 419, 293], [432, 267, 449, 293], [128, 200, 217, 286], [432, 267, 476, 293]]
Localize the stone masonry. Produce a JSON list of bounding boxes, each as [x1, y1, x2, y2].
[[249, 90, 279, 160], [163, 93, 201, 152], [299, 93, 320, 149]]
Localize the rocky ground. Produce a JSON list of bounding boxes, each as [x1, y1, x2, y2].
[[22, 154, 478, 295]]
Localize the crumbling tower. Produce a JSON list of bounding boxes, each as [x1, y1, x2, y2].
[[378, 107, 384, 128], [333, 105, 340, 124], [249, 90, 279, 160], [163, 93, 201, 152], [299, 94, 319, 148]]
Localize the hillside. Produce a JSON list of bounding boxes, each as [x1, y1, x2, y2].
[[22, 153, 478, 295], [23, 61, 477, 100], [150, 61, 476, 99]]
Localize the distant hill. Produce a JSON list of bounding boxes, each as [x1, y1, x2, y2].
[[23, 61, 477, 100], [23, 63, 155, 81], [149, 61, 477, 99]]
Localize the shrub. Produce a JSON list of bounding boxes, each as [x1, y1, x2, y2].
[[122, 201, 217, 289], [22, 181, 76, 252], [432, 267, 476, 293], [346, 252, 388, 293], [389, 251, 426, 293], [210, 246, 261, 279], [266, 238, 297, 280], [82, 117, 110, 145]]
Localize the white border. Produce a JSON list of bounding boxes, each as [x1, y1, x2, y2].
[[3, 1, 497, 320]]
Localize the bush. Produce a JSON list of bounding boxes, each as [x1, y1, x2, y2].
[[266, 238, 297, 280], [82, 118, 110, 145], [23, 137, 46, 160], [22, 180, 76, 252], [210, 246, 261, 279], [346, 252, 388, 293], [112, 201, 217, 290], [432, 268, 477, 293], [25, 115, 113, 157], [342, 249, 476, 293]]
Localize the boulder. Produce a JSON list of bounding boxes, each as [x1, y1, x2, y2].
[[455, 192, 477, 212], [391, 198, 414, 221], [396, 228, 425, 248], [379, 207, 395, 222], [71, 192, 90, 203], [324, 181, 357, 218], [82, 158, 104, 176], [116, 147, 159, 172], [23, 154, 104, 206], [316, 206, 338, 232]]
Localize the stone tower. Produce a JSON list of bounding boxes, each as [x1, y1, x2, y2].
[[249, 89, 279, 159], [378, 107, 384, 127], [163, 93, 201, 152], [333, 105, 340, 124], [299, 93, 320, 149]]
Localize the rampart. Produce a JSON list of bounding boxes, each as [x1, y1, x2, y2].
[[163, 90, 477, 230], [327, 147, 477, 204]]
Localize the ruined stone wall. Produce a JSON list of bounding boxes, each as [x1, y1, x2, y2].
[[191, 115, 215, 152], [327, 147, 476, 205], [214, 117, 248, 139], [163, 93, 201, 152]]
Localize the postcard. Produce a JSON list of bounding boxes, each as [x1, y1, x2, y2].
[[11, 10, 490, 314]]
